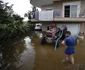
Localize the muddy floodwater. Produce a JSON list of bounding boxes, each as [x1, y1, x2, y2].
[[0, 31, 85, 70]]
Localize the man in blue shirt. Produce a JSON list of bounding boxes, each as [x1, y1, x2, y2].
[[62, 31, 78, 64]]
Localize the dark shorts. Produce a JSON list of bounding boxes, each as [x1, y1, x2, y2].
[[64, 48, 75, 55]]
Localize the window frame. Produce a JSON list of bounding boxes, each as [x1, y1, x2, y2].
[[63, 1, 81, 18]]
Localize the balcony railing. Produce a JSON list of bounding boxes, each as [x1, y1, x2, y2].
[[32, 10, 61, 21], [31, 10, 85, 21]]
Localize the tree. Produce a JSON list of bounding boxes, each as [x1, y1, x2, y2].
[[0, 0, 24, 24], [0, 0, 14, 24], [32, 6, 36, 12], [0, 0, 27, 41], [24, 6, 37, 21], [24, 10, 31, 21], [13, 14, 24, 23]]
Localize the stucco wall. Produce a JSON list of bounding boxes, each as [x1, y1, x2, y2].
[[42, 22, 57, 31], [80, 22, 85, 33], [54, 0, 81, 17], [42, 23, 51, 31], [53, 1, 63, 17], [41, 0, 85, 34], [42, 22, 85, 34], [41, 4, 54, 10], [81, 0, 85, 14], [41, 0, 85, 17]]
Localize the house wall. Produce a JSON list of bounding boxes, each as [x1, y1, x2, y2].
[[54, 0, 81, 17], [81, 0, 85, 14], [80, 23, 85, 33], [41, 0, 85, 17], [42, 22, 51, 31], [42, 22, 85, 35], [53, 1, 63, 17], [41, 4, 54, 10], [41, 0, 85, 34]]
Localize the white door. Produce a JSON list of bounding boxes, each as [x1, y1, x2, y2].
[[57, 24, 80, 35]]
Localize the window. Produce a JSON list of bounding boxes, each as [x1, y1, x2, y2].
[[63, 1, 81, 17], [64, 5, 70, 17], [54, 10, 61, 16], [64, 5, 77, 17], [71, 5, 77, 17], [47, 26, 51, 30]]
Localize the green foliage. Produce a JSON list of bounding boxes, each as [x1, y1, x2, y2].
[[13, 14, 24, 23], [0, 45, 2, 48], [0, 22, 28, 40], [32, 6, 37, 12], [0, 1, 13, 24], [0, 0, 28, 41], [24, 6, 37, 21]]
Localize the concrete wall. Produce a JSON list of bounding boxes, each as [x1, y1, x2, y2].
[[41, 21, 85, 35], [41, 0, 85, 34], [53, 1, 63, 17], [54, 0, 81, 17], [41, 0, 85, 16], [42, 22, 57, 31], [41, 0, 83, 17], [41, 4, 54, 10], [80, 22, 85, 33], [42, 22, 85, 34], [81, 0, 85, 14], [42, 23, 51, 31]]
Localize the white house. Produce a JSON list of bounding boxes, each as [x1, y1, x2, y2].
[[30, 0, 85, 35]]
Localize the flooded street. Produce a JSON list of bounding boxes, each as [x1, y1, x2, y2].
[[0, 32, 36, 70], [15, 36, 35, 70], [0, 31, 85, 70]]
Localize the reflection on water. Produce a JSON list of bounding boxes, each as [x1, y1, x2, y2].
[[35, 31, 42, 38], [16, 36, 35, 70], [0, 31, 44, 70], [35, 31, 42, 39], [1, 31, 85, 70], [0, 35, 35, 70]]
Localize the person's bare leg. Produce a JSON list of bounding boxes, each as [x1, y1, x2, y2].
[[62, 54, 69, 62], [70, 54, 74, 64], [65, 55, 69, 61]]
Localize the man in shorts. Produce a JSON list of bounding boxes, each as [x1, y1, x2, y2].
[[62, 31, 78, 64]]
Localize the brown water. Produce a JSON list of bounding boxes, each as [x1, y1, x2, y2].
[[0, 31, 85, 70], [0, 31, 37, 70]]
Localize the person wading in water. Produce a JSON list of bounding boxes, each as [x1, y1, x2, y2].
[[62, 31, 79, 64]]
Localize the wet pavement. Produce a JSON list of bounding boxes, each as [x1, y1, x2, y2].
[[0, 31, 85, 70]]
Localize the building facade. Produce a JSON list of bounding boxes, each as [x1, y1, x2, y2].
[[30, 0, 85, 35]]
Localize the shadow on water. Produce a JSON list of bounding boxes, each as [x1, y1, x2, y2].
[[0, 31, 39, 70]]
